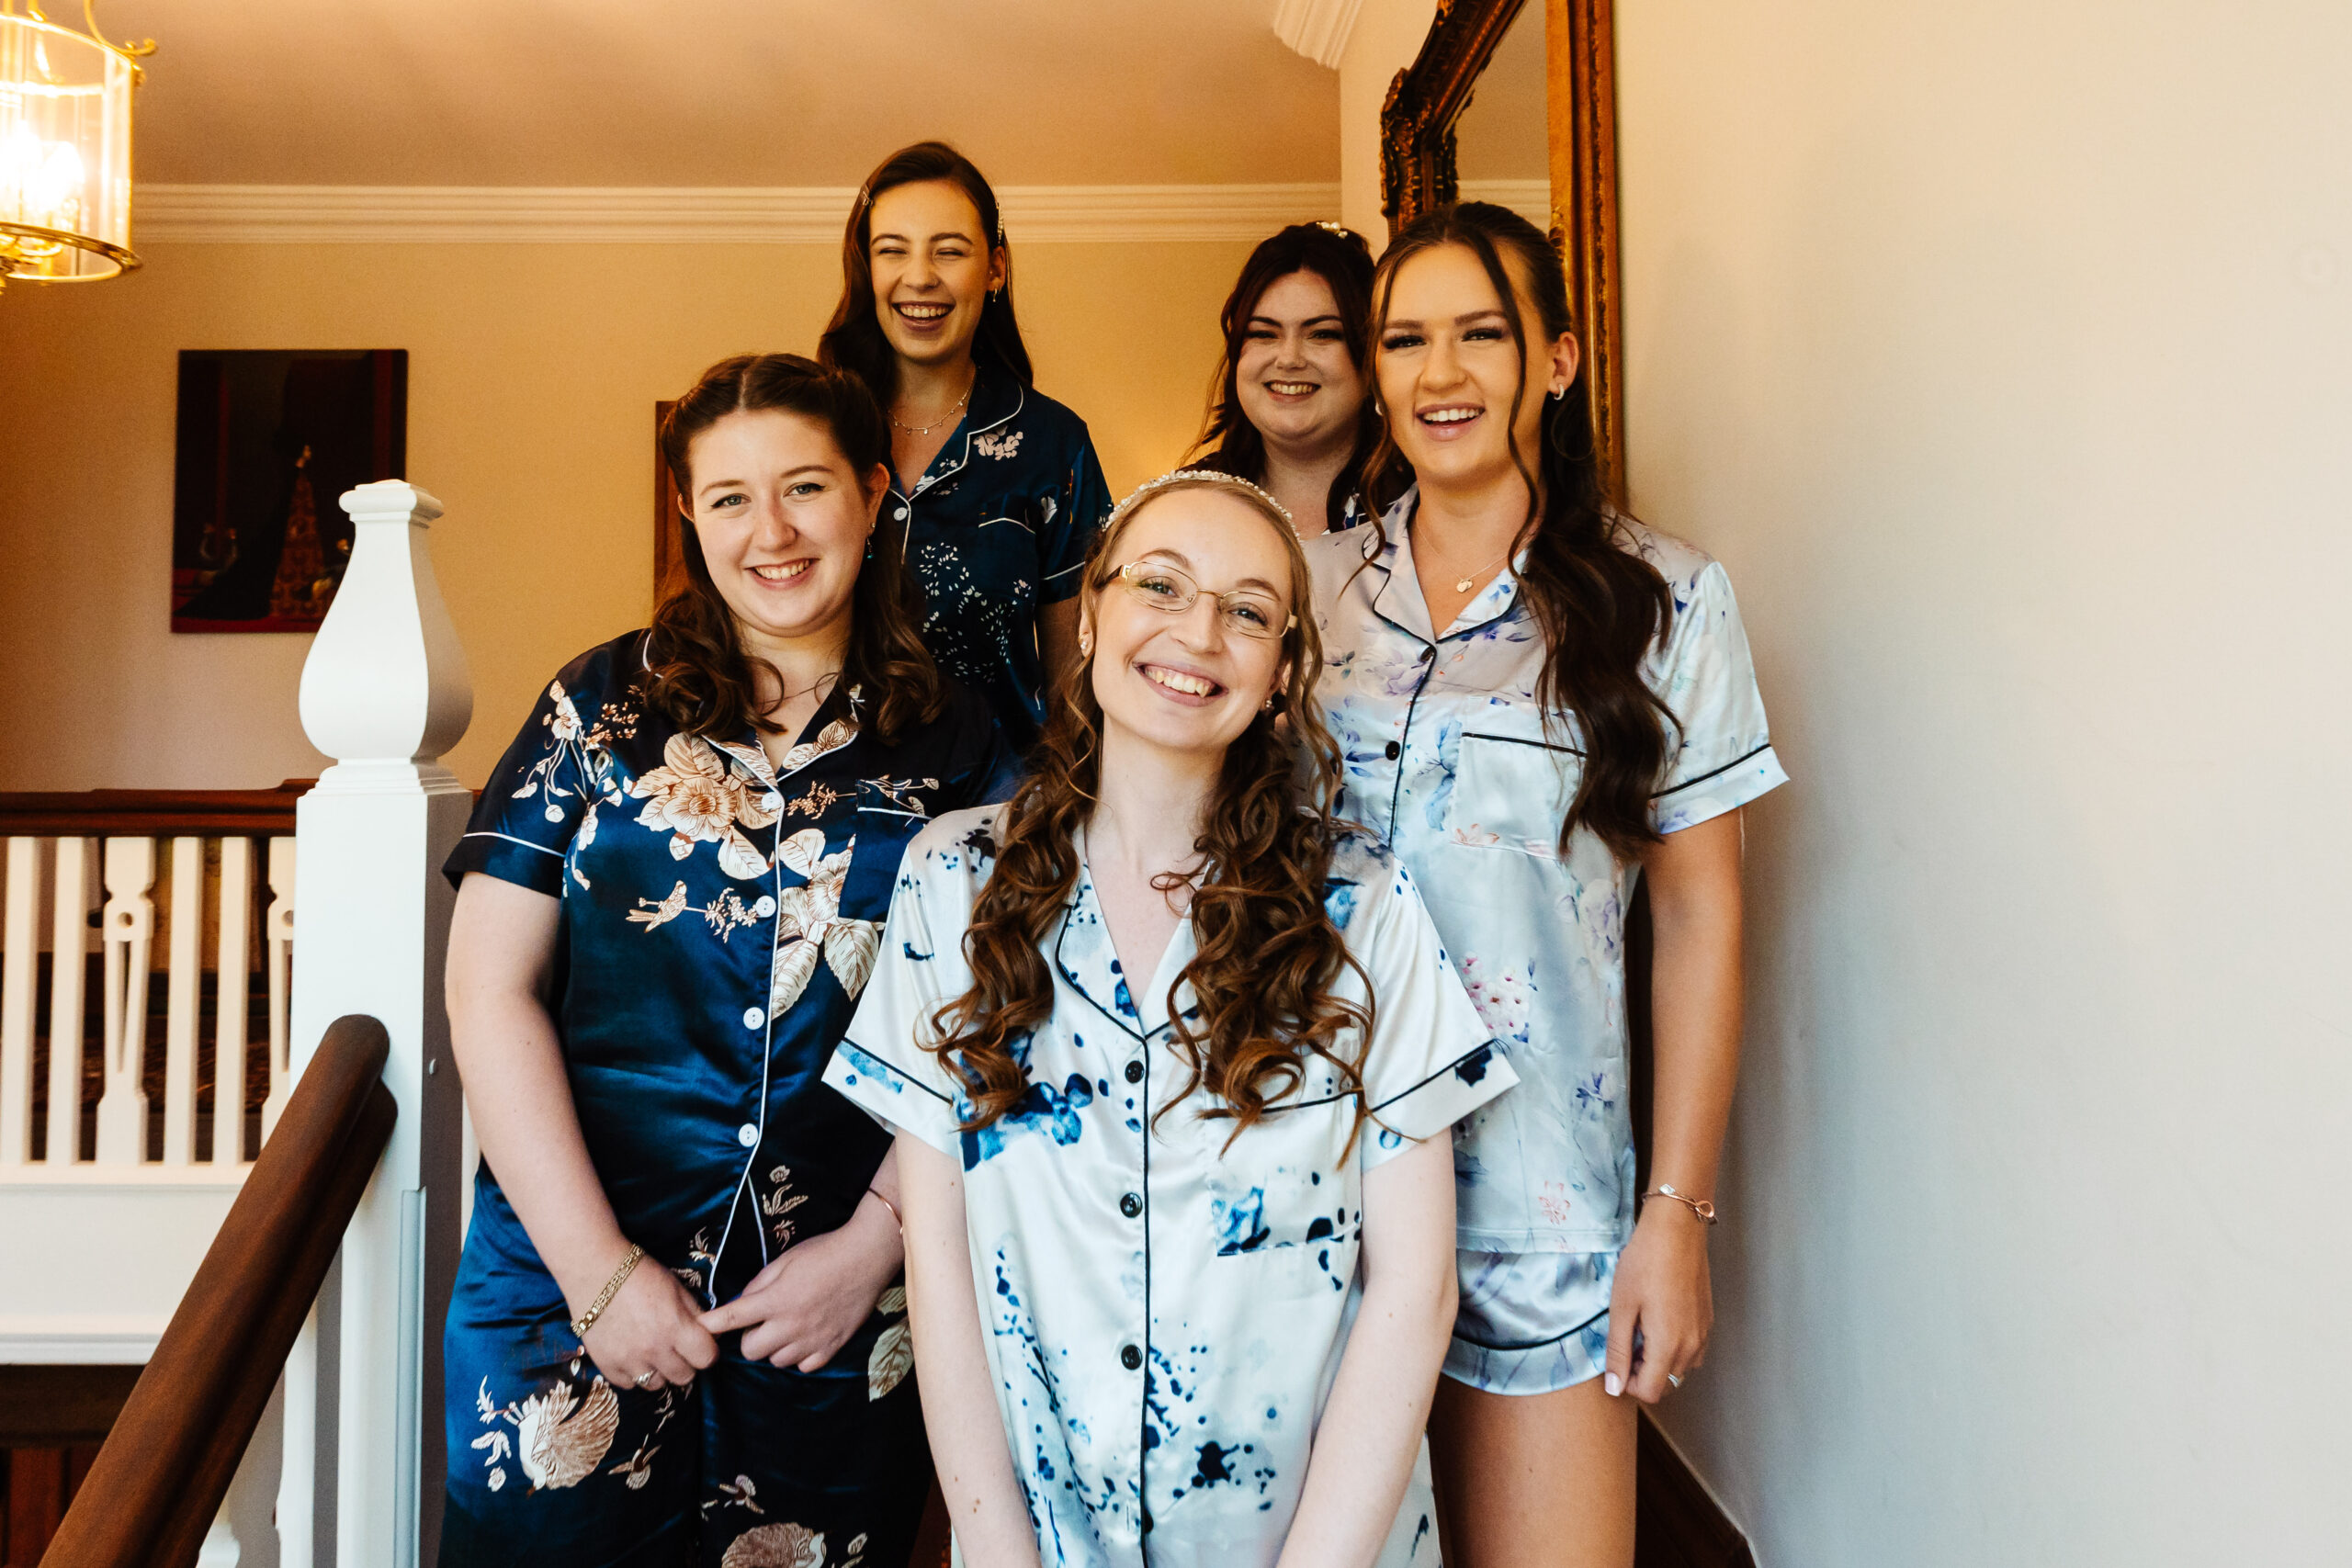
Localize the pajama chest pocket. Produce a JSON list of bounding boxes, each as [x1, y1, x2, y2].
[[1443, 731, 1583, 858], [839, 780, 933, 921]]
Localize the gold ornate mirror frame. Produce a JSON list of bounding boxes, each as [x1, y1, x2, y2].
[[1381, 0, 1624, 502]]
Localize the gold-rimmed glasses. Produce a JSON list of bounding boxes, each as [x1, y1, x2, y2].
[[1113, 558, 1295, 640]]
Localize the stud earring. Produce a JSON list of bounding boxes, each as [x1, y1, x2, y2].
[[1261, 693, 1276, 712], [1078, 633, 1092, 658]]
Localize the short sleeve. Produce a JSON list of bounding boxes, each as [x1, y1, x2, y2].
[[1343, 852, 1521, 1167], [1649, 558, 1789, 833], [823, 835, 976, 1154], [1039, 427, 1112, 604], [442, 674, 595, 895]]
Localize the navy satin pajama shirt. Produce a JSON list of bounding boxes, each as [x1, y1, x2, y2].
[[886, 359, 1112, 751], [437, 631, 1015, 1568]]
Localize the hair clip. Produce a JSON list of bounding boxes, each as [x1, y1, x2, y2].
[[1316, 220, 1348, 235]]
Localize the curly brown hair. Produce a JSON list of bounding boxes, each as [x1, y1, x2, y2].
[[650, 353, 944, 747], [930, 472, 1374, 1145]]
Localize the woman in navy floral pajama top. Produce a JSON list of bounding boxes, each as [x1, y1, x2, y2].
[[437, 355, 1014, 1567], [821, 141, 1113, 753]]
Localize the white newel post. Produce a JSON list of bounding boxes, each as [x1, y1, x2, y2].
[[288, 480, 473, 1568]]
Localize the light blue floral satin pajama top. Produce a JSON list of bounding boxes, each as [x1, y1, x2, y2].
[[1306, 493, 1787, 1393], [822, 808, 1518, 1568]]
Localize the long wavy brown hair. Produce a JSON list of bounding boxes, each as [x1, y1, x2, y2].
[[1366, 202, 1673, 859], [931, 472, 1374, 1143], [650, 353, 944, 746]]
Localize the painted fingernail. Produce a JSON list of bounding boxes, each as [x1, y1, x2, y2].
[[1604, 1372, 1623, 1397]]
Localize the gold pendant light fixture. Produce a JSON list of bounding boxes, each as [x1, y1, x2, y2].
[[0, 0, 153, 294]]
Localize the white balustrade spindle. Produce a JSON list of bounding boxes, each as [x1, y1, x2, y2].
[[45, 837, 93, 1164], [96, 836, 154, 1165], [1, 838, 38, 1165], [163, 836, 203, 1167], [214, 835, 255, 1167], [263, 836, 297, 1140], [288, 479, 472, 1568]]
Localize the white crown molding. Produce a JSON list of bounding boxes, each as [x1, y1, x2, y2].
[[1272, 0, 1365, 69], [135, 183, 1347, 246]]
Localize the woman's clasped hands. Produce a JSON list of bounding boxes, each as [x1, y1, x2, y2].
[[698, 1199, 906, 1372], [574, 1254, 717, 1394]]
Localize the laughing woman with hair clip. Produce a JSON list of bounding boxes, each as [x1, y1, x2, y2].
[[436, 354, 1016, 1567], [821, 140, 1114, 753], [822, 471, 1519, 1568], [1190, 221, 1384, 537], [1306, 203, 1788, 1568]]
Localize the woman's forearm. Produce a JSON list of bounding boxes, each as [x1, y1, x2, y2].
[[446, 876, 630, 1312], [1276, 1133, 1457, 1568], [897, 1134, 1041, 1568], [1642, 809, 1747, 1199]]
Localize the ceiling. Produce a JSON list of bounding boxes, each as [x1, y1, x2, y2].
[[104, 0, 1340, 187]]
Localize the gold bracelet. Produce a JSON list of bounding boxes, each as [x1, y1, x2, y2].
[[1644, 1184, 1719, 1224], [571, 1243, 644, 1340], [864, 1186, 902, 1229]]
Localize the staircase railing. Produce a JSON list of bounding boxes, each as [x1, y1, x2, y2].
[[12, 478, 475, 1568], [40, 1013, 397, 1568]]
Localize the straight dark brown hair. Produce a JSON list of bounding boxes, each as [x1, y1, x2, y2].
[[1366, 203, 1673, 859], [819, 141, 1034, 412], [650, 354, 944, 746]]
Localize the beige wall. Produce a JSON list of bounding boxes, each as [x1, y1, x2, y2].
[[1617, 0, 2352, 1560], [1339, 0, 1438, 241], [0, 240, 1246, 790]]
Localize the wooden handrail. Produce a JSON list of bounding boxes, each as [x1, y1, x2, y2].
[[0, 781, 313, 838], [40, 1014, 398, 1568]]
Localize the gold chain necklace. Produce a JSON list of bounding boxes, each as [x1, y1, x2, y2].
[[889, 371, 975, 436], [1439, 548, 1511, 594]]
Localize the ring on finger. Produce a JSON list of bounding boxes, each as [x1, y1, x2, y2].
[[1666, 1372, 1685, 1390], [634, 1371, 658, 1389]]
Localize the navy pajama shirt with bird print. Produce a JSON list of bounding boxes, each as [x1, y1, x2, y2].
[[436, 630, 1015, 1568]]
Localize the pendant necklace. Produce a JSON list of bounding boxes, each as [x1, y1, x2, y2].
[[1447, 550, 1511, 594], [889, 371, 975, 436]]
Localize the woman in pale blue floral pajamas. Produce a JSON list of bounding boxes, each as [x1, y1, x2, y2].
[[1307, 204, 1786, 1567]]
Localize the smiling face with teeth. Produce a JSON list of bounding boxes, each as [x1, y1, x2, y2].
[[1374, 241, 1579, 502], [1234, 268, 1368, 459], [1083, 488, 1295, 767], [684, 409, 889, 660], [867, 179, 1008, 373]]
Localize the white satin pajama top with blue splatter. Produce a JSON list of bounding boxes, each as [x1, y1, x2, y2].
[[822, 807, 1517, 1568], [1306, 495, 1787, 1255]]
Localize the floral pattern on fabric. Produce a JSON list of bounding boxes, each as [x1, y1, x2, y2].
[[629, 732, 781, 879], [1305, 494, 1787, 1255], [824, 808, 1517, 1568], [886, 360, 1112, 749], [438, 630, 1016, 1566]]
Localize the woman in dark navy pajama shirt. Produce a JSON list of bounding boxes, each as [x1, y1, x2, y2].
[[437, 355, 1014, 1568], [821, 141, 1112, 752]]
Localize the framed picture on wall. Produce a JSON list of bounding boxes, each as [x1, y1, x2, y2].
[[653, 399, 689, 611], [171, 349, 408, 633]]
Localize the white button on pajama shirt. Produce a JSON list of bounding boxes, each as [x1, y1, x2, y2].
[[824, 807, 1518, 1567], [1306, 495, 1787, 1393]]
